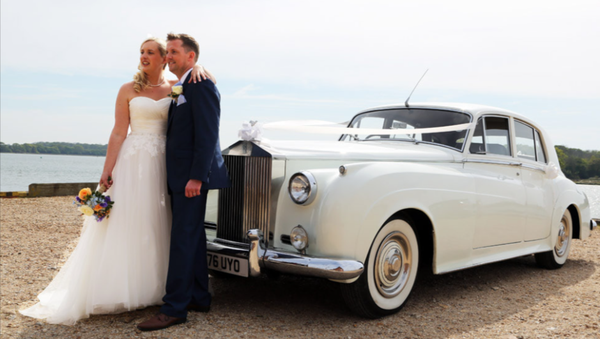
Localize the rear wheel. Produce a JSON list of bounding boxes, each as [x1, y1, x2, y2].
[[341, 216, 419, 318], [535, 209, 572, 269]]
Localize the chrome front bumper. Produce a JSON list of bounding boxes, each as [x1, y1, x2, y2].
[[206, 229, 364, 281]]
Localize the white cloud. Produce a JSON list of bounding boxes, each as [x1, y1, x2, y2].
[[3, 0, 599, 97], [1, 0, 599, 149]]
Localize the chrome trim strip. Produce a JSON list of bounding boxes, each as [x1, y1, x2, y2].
[[521, 163, 546, 173], [463, 158, 522, 167], [207, 229, 364, 280]]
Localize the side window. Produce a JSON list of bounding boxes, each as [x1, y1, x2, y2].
[[469, 118, 485, 153], [534, 130, 547, 163], [484, 117, 511, 156], [515, 121, 536, 160]]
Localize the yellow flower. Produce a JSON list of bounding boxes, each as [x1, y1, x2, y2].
[[78, 205, 94, 216], [78, 188, 92, 200], [172, 85, 183, 95]]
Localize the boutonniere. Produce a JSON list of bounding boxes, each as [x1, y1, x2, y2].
[[168, 85, 183, 100]]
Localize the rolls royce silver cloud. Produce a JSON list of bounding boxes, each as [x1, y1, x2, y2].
[[204, 102, 596, 318]]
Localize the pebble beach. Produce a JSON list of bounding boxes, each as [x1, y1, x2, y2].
[[1, 196, 599, 338]]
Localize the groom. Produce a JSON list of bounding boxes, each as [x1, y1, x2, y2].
[[138, 33, 230, 331]]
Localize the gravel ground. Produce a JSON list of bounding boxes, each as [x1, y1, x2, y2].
[[1, 197, 599, 338]]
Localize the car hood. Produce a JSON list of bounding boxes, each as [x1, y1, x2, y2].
[[256, 140, 458, 162]]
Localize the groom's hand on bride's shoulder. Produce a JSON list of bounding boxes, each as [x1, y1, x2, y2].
[[185, 179, 203, 198]]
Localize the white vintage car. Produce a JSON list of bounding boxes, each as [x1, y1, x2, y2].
[[205, 102, 596, 318]]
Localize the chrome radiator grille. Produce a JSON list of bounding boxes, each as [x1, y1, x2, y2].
[[217, 155, 272, 243]]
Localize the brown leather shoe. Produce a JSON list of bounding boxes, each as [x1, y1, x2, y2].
[[136, 313, 186, 332], [187, 303, 210, 313]]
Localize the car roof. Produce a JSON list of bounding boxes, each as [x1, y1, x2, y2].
[[358, 102, 534, 124]]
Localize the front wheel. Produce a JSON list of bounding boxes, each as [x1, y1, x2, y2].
[[535, 209, 573, 269], [341, 216, 419, 318]]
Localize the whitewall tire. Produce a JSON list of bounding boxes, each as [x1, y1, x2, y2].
[[341, 216, 419, 318], [535, 209, 573, 269]]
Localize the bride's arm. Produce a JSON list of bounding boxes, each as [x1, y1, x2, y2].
[[188, 64, 217, 84], [99, 84, 131, 189]]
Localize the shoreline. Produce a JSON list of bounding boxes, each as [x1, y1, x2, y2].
[[0, 183, 98, 198], [1, 152, 105, 158], [574, 178, 600, 185]]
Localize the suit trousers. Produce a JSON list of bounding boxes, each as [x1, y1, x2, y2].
[[161, 190, 211, 318]]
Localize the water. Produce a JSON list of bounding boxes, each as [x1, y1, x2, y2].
[[1, 153, 599, 218], [1, 153, 105, 192], [579, 185, 600, 219]]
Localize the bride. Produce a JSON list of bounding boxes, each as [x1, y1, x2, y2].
[[20, 37, 215, 325]]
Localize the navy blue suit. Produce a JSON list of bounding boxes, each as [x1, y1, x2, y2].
[[162, 73, 230, 318]]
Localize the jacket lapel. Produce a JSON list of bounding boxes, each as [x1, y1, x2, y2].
[[181, 72, 191, 98], [167, 72, 193, 133], [167, 100, 176, 133]]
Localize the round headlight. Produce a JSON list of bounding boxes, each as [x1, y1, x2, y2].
[[288, 171, 317, 205], [290, 225, 308, 251]]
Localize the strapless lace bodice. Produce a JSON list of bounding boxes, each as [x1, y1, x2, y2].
[[129, 97, 170, 135], [123, 97, 171, 158]]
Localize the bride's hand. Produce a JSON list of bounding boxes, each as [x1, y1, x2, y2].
[[99, 172, 113, 189], [189, 64, 217, 84]]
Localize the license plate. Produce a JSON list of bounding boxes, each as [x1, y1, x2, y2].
[[207, 253, 249, 277]]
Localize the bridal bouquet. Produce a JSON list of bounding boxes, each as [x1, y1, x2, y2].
[[74, 184, 114, 222]]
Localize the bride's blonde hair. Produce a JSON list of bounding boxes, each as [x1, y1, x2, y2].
[[133, 37, 167, 93]]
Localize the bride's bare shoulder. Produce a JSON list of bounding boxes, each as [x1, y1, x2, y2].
[[117, 81, 137, 95], [120, 81, 136, 91], [114, 82, 138, 102]]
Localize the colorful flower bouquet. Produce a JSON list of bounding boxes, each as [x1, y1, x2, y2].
[[74, 184, 114, 222]]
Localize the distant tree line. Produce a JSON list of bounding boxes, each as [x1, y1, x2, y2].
[[555, 146, 600, 180], [0, 142, 107, 156]]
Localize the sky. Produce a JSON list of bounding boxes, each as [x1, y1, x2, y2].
[[1, 0, 599, 150]]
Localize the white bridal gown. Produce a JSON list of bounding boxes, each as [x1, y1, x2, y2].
[[21, 97, 173, 325]]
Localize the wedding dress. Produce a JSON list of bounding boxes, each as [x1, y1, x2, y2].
[[21, 97, 172, 325]]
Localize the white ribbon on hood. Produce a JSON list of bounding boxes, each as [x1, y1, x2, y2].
[[262, 120, 475, 135]]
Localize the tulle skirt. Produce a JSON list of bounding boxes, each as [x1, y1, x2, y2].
[[20, 134, 171, 325]]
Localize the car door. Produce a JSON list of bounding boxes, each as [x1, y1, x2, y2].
[[514, 120, 554, 241], [463, 115, 527, 248]]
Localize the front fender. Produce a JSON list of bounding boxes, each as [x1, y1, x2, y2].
[[312, 161, 476, 270]]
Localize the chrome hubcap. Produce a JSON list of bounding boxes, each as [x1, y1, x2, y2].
[[554, 215, 570, 257], [374, 232, 412, 298]]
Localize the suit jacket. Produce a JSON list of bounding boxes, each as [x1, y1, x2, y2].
[[166, 74, 230, 193]]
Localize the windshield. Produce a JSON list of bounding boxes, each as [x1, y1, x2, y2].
[[340, 108, 472, 151]]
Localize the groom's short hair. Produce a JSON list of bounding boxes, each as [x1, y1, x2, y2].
[[167, 33, 200, 62]]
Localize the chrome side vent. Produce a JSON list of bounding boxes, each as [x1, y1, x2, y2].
[[217, 152, 272, 243]]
